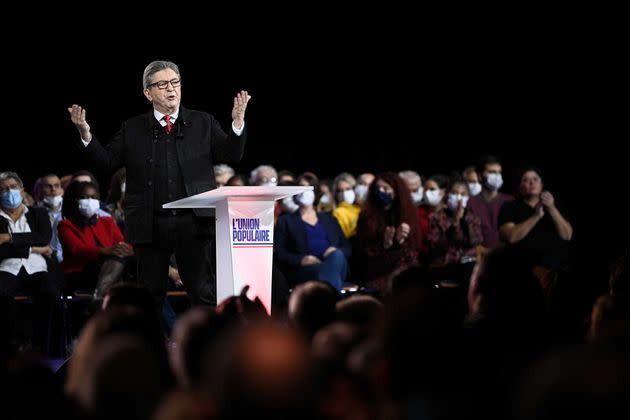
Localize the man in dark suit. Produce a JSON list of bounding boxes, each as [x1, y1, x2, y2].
[[68, 60, 251, 308]]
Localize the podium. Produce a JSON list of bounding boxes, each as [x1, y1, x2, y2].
[[163, 185, 313, 314]]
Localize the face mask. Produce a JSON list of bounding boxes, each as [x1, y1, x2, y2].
[[78, 198, 100, 218], [425, 190, 443, 206], [354, 184, 369, 202], [485, 173, 503, 191], [281, 196, 299, 213], [340, 189, 356, 205], [297, 190, 315, 206], [43, 195, 63, 209], [319, 194, 332, 205], [411, 188, 424, 205], [120, 181, 126, 194], [1, 189, 23, 209], [447, 194, 469, 210], [377, 190, 393, 206], [468, 182, 482, 196], [261, 181, 277, 187]]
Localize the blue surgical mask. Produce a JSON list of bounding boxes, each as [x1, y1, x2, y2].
[[1, 189, 23, 209], [377, 190, 393, 206]]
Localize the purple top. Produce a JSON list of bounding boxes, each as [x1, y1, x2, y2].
[[467, 193, 513, 248], [303, 220, 330, 259]]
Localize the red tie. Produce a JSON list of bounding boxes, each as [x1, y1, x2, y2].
[[164, 115, 173, 134]]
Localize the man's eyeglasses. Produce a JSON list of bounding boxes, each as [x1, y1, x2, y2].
[[149, 78, 181, 89], [0, 186, 20, 193]]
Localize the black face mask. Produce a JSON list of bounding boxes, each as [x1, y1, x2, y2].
[[377, 191, 393, 206]]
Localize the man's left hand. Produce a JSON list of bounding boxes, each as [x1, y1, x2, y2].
[[232, 90, 251, 129]]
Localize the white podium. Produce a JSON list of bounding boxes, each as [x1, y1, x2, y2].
[[163, 186, 313, 314]]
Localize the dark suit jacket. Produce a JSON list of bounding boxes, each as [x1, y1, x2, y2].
[[274, 211, 351, 268], [82, 106, 246, 244], [0, 206, 52, 259]]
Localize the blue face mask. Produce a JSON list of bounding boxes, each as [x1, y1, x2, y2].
[[377, 190, 393, 206], [1, 189, 23, 209]]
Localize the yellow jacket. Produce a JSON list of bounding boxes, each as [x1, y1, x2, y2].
[[332, 202, 362, 238]]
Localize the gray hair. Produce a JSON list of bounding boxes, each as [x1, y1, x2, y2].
[[398, 170, 421, 185], [249, 165, 277, 185], [142, 60, 180, 90], [0, 171, 23, 188], [214, 164, 235, 177]]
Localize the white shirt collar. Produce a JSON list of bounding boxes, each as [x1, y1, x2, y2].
[[0, 204, 28, 221], [154, 108, 180, 124]]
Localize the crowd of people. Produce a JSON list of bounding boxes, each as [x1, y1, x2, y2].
[[2, 155, 629, 420]]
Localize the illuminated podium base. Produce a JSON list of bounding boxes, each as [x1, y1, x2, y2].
[[164, 186, 312, 313]]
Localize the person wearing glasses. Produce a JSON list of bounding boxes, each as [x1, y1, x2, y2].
[[0, 171, 58, 353], [68, 60, 251, 311]]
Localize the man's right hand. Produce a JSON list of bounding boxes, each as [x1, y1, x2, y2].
[[67, 104, 92, 142]]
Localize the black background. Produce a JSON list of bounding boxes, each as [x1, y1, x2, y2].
[[1, 15, 625, 309]]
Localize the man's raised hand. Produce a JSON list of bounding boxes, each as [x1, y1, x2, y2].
[[67, 104, 92, 142], [231, 90, 251, 129]]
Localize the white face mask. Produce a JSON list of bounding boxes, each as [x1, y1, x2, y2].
[[468, 182, 482, 196], [78, 198, 100, 218], [43, 195, 63, 209], [340, 189, 356, 205], [411, 188, 424, 205], [447, 194, 469, 210], [354, 184, 369, 202], [120, 181, 126, 194], [297, 190, 315, 206], [281, 196, 299, 213], [319, 194, 332, 205], [485, 173, 503, 191], [425, 190, 443, 206]]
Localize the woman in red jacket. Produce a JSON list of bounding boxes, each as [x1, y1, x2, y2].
[[59, 181, 133, 299]]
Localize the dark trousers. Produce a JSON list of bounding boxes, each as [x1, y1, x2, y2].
[[0, 267, 59, 354], [135, 212, 216, 308]]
